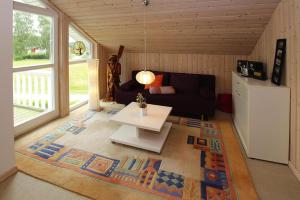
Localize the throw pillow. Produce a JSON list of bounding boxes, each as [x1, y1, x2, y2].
[[149, 86, 161, 94], [160, 86, 175, 94], [149, 86, 176, 94], [145, 74, 163, 89]]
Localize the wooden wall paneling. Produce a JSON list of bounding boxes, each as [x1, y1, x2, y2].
[[147, 53, 159, 71], [285, 0, 297, 170], [196, 55, 203, 74], [130, 54, 139, 70], [181, 54, 189, 73], [224, 56, 234, 93], [291, 0, 298, 171], [224, 72, 232, 93], [169, 54, 176, 72], [187, 54, 193, 73], [128, 52, 135, 79], [134, 53, 140, 70], [134, 53, 140, 71], [175, 54, 181, 73], [159, 53, 165, 71], [165, 54, 173, 72], [123, 53, 243, 94], [152, 53, 161, 71], [119, 52, 127, 84], [214, 55, 225, 94], [176, 54, 183, 73], [163, 54, 170, 72], [134, 52, 139, 69], [175, 54, 187, 73], [127, 52, 133, 71], [129, 53, 135, 70], [191, 54, 198, 74], [138, 53, 144, 70], [287, 0, 298, 170], [159, 54, 170, 72], [123, 53, 262, 95], [249, 0, 300, 177], [147, 53, 160, 71], [219, 56, 226, 94], [146, 53, 153, 70], [154, 53, 161, 71], [125, 53, 132, 80], [224, 56, 235, 72], [177, 54, 184, 73], [130, 52, 136, 70], [200, 55, 208, 74], [295, 0, 300, 172], [172, 54, 179, 72], [193, 54, 203, 74]]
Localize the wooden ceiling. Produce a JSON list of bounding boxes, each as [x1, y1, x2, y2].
[[49, 0, 281, 55]]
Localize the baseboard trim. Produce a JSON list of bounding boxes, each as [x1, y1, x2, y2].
[[288, 162, 300, 182], [0, 166, 18, 183]]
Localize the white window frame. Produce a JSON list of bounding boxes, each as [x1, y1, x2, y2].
[[69, 23, 94, 111], [13, 1, 59, 136]]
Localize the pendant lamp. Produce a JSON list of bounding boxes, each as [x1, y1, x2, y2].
[[136, 0, 155, 85]]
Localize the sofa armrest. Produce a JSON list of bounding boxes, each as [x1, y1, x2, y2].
[[119, 80, 140, 91]]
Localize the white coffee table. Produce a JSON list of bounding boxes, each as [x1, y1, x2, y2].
[[109, 102, 172, 153]]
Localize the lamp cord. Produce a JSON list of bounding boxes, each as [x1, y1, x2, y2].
[[144, 0, 147, 71]]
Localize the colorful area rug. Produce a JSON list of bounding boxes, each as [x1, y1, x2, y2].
[[15, 105, 257, 200]]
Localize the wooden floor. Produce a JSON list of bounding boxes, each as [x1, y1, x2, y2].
[[14, 106, 43, 125]]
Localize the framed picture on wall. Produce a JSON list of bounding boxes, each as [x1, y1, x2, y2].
[[271, 39, 287, 85]]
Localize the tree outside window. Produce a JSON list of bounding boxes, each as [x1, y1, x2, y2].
[[13, 10, 52, 67]]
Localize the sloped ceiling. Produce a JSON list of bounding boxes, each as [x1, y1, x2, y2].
[[49, 0, 281, 55]]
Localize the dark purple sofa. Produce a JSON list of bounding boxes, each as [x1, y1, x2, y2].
[[115, 70, 216, 119]]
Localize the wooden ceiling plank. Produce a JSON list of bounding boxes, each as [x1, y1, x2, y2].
[[48, 0, 281, 54]]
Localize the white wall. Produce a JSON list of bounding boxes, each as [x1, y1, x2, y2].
[[0, 0, 16, 177]]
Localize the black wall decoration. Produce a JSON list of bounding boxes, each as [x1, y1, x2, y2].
[[271, 39, 287, 85]]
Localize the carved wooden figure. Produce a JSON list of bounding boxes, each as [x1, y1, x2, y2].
[[104, 46, 124, 101]]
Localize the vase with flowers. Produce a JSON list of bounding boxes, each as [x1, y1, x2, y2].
[[136, 93, 147, 116]]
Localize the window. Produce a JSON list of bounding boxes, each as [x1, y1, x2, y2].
[[69, 26, 92, 61], [13, 0, 58, 133], [69, 25, 92, 109]]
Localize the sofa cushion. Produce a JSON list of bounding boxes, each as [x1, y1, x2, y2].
[[153, 71, 170, 86], [170, 73, 199, 93], [149, 86, 161, 94], [160, 86, 175, 94]]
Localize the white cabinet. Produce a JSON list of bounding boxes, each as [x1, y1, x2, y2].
[[232, 71, 290, 164]]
